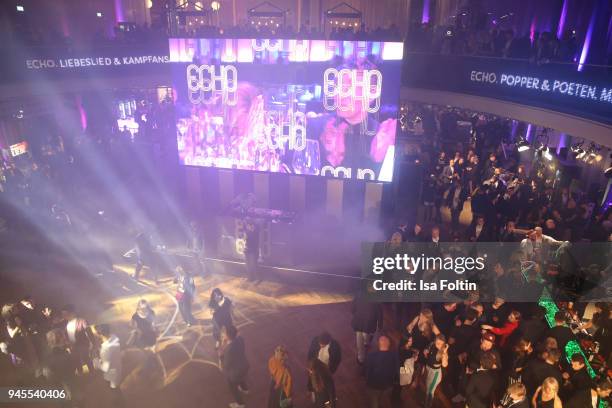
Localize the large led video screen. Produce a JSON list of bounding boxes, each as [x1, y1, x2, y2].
[[169, 38, 403, 182]]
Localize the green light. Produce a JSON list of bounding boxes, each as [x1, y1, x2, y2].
[[537, 295, 558, 328], [538, 288, 596, 379], [564, 340, 596, 378], [526, 263, 599, 381]]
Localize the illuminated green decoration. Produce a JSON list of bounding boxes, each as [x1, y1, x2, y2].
[[537, 295, 558, 328], [537, 289, 597, 378], [565, 340, 596, 378]]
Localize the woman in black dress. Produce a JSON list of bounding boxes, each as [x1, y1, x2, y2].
[[532, 377, 562, 408], [209, 288, 233, 349], [307, 358, 335, 408], [126, 299, 156, 348], [405, 308, 441, 358]]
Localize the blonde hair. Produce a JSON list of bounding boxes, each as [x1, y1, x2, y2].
[[418, 308, 435, 337], [507, 382, 526, 399], [542, 377, 559, 394]]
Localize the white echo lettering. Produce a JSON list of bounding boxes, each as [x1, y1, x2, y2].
[[321, 165, 352, 179], [323, 68, 383, 113], [264, 110, 306, 152], [186, 64, 238, 106], [321, 166, 377, 180], [357, 168, 376, 180], [471, 71, 497, 84], [26, 59, 57, 69], [289, 111, 306, 151], [251, 39, 283, 52]]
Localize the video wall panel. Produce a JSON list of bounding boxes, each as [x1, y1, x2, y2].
[[170, 38, 403, 182]]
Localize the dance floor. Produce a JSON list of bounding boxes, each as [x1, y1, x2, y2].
[[0, 237, 454, 407]]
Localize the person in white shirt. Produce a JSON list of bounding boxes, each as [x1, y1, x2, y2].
[[92, 324, 122, 389], [307, 332, 342, 402], [61, 305, 93, 374], [93, 324, 124, 407], [520, 227, 563, 262]]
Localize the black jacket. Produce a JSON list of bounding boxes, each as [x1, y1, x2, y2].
[[518, 317, 547, 344], [546, 325, 574, 350], [501, 398, 530, 408], [467, 342, 502, 372], [222, 336, 250, 382], [351, 297, 382, 334], [565, 368, 593, 395], [308, 337, 342, 374], [522, 359, 563, 396], [565, 388, 599, 408], [466, 369, 498, 408], [45, 347, 76, 385], [364, 350, 399, 390], [466, 223, 492, 242]]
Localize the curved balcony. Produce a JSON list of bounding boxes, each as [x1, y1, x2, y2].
[[401, 52, 612, 146]]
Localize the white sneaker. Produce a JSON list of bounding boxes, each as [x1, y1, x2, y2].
[[238, 385, 249, 394], [229, 403, 245, 408]]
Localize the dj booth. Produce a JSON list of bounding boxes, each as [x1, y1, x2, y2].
[[215, 206, 296, 267]]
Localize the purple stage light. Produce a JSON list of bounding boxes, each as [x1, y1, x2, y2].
[[421, 0, 430, 24], [114, 0, 124, 23], [530, 18, 537, 45], [557, 133, 567, 154], [75, 96, 87, 130], [526, 124, 533, 142], [578, 6, 597, 72], [556, 0, 569, 39], [607, 14, 612, 54]]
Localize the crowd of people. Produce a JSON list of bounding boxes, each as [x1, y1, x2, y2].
[[1, 252, 611, 408], [357, 102, 612, 407], [405, 22, 581, 64], [2, 97, 612, 408], [350, 283, 611, 408], [0, 299, 125, 405], [398, 103, 612, 244]]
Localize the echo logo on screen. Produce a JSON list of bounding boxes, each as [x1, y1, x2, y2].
[[320, 165, 376, 180], [251, 39, 283, 52], [186, 64, 238, 106], [264, 110, 307, 152], [323, 68, 382, 113]]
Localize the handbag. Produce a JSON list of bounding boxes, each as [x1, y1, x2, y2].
[[279, 389, 292, 408], [279, 371, 292, 408], [399, 357, 416, 386], [175, 292, 184, 301]]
